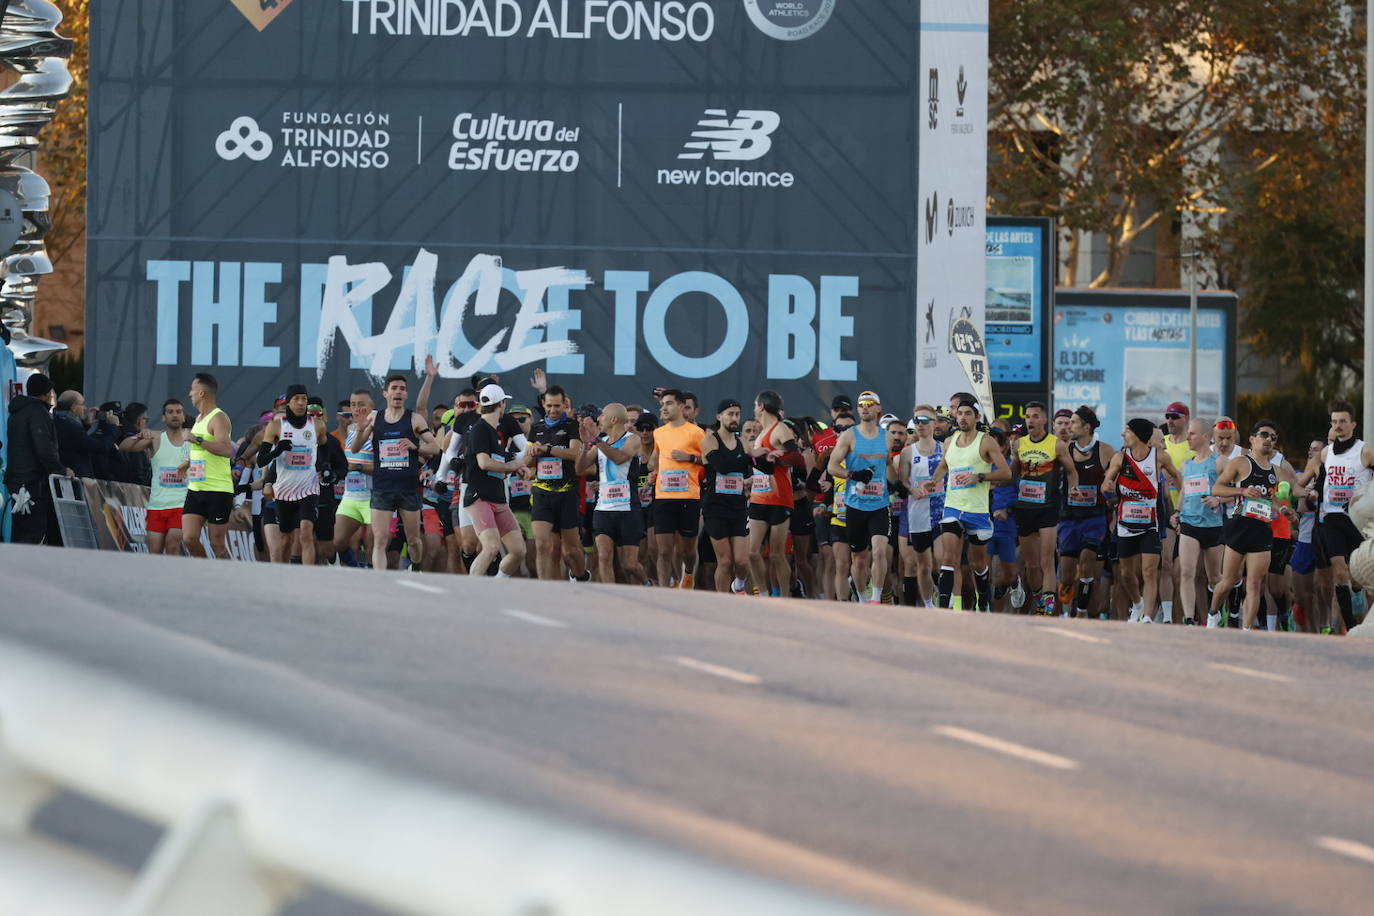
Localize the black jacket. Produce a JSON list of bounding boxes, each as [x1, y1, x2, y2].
[[53, 409, 119, 480], [5, 396, 64, 487]]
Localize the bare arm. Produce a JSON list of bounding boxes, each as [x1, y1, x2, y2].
[[199, 412, 234, 458], [1101, 452, 1124, 493], [1211, 456, 1249, 498], [1159, 451, 1183, 492], [825, 431, 854, 480], [1056, 440, 1079, 490], [981, 437, 1012, 483], [349, 411, 376, 453]]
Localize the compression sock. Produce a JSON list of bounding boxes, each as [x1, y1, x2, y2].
[[1227, 582, 1243, 625], [937, 566, 955, 609], [1336, 584, 1356, 631], [462, 552, 478, 572], [974, 567, 992, 612], [1275, 593, 1291, 631], [1075, 578, 1094, 616], [1159, 600, 1173, 623], [903, 576, 919, 606]]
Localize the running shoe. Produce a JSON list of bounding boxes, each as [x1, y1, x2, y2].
[[1206, 612, 1221, 628], [1009, 578, 1026, 610], [1184, 617, 1197, 626]]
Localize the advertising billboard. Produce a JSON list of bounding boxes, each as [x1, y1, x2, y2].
[[86, 2, 988, 424], [1052, 289, 1237, 425]]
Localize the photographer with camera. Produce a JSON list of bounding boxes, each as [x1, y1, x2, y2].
[[53, 390, 121, 480]]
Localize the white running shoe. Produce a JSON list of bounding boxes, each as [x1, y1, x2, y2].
[[1206, 612, 1221, 628], [1009, 578, 1026, 610]]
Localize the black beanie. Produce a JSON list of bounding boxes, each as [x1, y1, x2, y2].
[[25, 373, 53, 398], [1127, 417, 1156, 444]]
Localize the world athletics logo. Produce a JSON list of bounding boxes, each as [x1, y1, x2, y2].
[[743, 0, 836, 41]]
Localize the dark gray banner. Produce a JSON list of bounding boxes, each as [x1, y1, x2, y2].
[[88, 0, 919, 423]]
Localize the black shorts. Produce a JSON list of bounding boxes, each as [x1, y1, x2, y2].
[[275, 493, 319, 533], [371, 489, 422, 513], [908, 529, 936, 552], [1319, 513, 1362, 561], [790, 504, 816, 536], [815, 515, 833, 546], [1117, 529, 1161, 559], [315, 499, 338, 542], [592, 509, 644, 547], [1225, 516, 1274, 555], [184, 489, 234, 525], [939, 519, 991, 546], [261, 503, 278, 527], [532, 487, 581, 532], [830, 521, 848, 545], [748, 503, 791, 527], [1014, 504, 1058, 538], [846, 506, 889, 552], [1179, 522, 1223, 550], [653, 498, 700, 537], [1269, 536, 1293, 575], [704, 513, 748, 541]]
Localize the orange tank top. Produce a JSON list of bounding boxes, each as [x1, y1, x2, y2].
[[750, 422, 795, 507], [654, 422, 702, 499]]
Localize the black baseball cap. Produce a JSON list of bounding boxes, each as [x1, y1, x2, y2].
[[831, 394, 853, 411], [717, 398, 742, 414], [634, 414, 659, 431]]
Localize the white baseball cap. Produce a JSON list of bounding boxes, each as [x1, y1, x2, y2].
[[478, 383, 510, 406]]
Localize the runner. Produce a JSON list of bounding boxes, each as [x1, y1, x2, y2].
[[898, 405, 943, 607], [310, 396, 349, 565], [333, 389, 375, 567], [1173, 419, 1225, 624], [181, 373, 235, 559], [1206, 420, 1295, 629], [528, 385, 588, 582], [699, 398, 752, 594], [828, 391, 898, 604], [462, 383, 529, 577], [825, 413, 855, 601], [1103, 418, 1182, 623], [988, 427, 1021, 611], [1057, 406, 1116, 619], [257, 384, 329, 565], [1052, 408, 1074, 443], [122, 398, 192, 556], [748, 390, 801, 598], [575, 403, 645, 584], [650, 390, 704, 588], [1299, 400, 1374, 632], [1159, 402, 1196, 623], [351, 372, 439, 571], [1011, 401, 1078, 615], [919, 397, 1012, 611]]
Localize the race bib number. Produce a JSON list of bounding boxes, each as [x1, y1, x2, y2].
[[379, 439, 409, 468], [1242, 498, 1274, 522], [858, 481, 885, 498], [188, 460, 206, 483], [1018, 480, 1047, 504], [1121, 501, 1154, 524], [1068, 485, 1097, 507], [344, 472, 369, 496], [158, 468, 185, 487], [660, 470, 690, 493], [950, 467, 975, 490], [1326, 485, 1353, 508], [585, 481, 599, 503], [751, 471, 773, 495], [509, 478, 531, 498], [285, 449, 312, 469], [715, 473, 744, 495], [537, 457, 562, 481], [1184, 476, 1208, 496], [601, 482, 631, 506], [334, 481, 346, 499]]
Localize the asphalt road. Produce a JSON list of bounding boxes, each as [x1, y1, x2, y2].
[[3, 544, 1373, 915]]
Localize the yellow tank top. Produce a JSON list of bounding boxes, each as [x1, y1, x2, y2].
[[188, 407, 233, 493], [944, 431, 991, 514], [1164, 435, 1195, 509], [654, 422, 702, 499]]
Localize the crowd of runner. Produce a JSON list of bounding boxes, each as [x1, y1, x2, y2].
[[7, 362, 1371, 634]]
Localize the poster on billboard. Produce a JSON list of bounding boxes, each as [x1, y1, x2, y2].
[[985, 216, 1053, 393], [85, 2, 977, 424], [915, 1, 990, 409], [1052, 289, 1237, 426]]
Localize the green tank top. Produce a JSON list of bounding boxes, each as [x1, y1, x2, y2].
[[188, 407, 233, 493], [943, 431, 991, 514]]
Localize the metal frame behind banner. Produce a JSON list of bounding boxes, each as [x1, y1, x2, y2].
[[48, 475, 99, 550]]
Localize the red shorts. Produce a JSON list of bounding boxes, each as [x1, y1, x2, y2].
[[146, 507, 184, 534], [422, 507, 444, 537], [467, 500, 519, 537]]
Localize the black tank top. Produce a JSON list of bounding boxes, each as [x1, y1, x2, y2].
[[1233, 456, 1278, 522], [372, 408, 420, 494], [703, 430, 749, 514]]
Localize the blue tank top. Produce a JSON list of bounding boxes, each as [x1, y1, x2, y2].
[[1181, 453, 1222, 528], [844, 425, 889, 512], [372, 409, 420, 494]]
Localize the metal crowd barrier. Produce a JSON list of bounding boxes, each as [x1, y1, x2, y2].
[[0, 638, 878, 916]]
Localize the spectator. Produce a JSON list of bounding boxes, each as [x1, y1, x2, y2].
[[4, 373, 71, 544], [53, 390, 119, 480], [115, 402, 153, 486]]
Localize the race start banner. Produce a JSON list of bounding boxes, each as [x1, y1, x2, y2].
[[87, 2, 987, 424]]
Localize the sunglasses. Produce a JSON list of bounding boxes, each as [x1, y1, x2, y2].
[[1165, 413, 1184, 420], [913, 416, 934, 424], [1214, 420, 1236, 430], [456, 401, 478, 409], [1255, 430, 1278, 440], [857, 399, 878, 408]]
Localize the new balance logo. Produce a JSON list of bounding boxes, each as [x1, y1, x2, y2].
[[216, 116, 273, 161], [677, 109, 780, 161]]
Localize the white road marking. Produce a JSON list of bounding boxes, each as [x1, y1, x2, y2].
[[1039, 627, 1108, 645], [500, 608, 567, 629], [1315, 835, 1374, 865], [933, 725, 1079, 771], [666, 656, 762, 685], [1209, 663, 1292, 683], [395, 579, 443, 594]]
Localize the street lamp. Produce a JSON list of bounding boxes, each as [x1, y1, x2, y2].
[[1181, 248, 1201, 418]]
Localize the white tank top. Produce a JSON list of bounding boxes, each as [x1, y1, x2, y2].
[[1321, 439, 1371, 519], [274, 419, 321, 501], [596, 432, 634, 512], [905, 441, 943, 533], [148, 432, 191, 511]]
